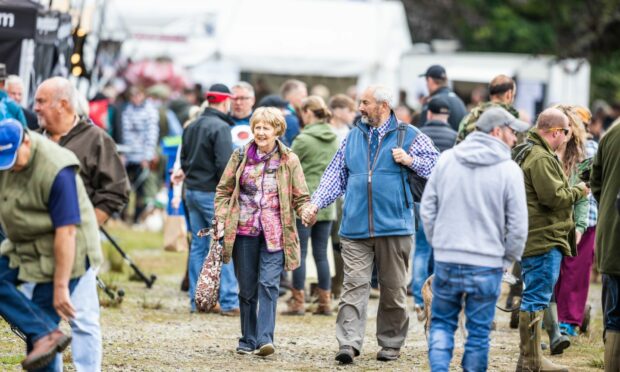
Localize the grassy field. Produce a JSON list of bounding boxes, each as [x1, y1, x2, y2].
[[0, 224, 606, 371]]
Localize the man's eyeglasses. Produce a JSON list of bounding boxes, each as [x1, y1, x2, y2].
[[547, 127, 569, 136]]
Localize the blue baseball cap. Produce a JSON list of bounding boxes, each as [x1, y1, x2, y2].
[[0, 119, 24, 171]]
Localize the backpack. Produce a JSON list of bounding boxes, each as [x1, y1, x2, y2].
[[396, 123, 427, 205]]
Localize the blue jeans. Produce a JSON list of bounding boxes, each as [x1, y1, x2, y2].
[[233, 234, 284, 349], [602, 274, 620, 332], [411, 216, 434, 306], [429, 261, 503, 372], [185, 189, 239, 312], [520, 248, 562, 312], [0, 256, 79, 372], [293, 219, 332, 290]]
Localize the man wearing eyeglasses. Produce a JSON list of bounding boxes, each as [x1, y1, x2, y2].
[[514, 107, 589, 372], [230, 82, 256, 148]]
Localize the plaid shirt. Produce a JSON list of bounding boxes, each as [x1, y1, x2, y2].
[[586, 139, 599, 227], [311, 118, 439, 209]]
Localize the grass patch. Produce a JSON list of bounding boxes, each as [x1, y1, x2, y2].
[[0, 354, 22, 366]]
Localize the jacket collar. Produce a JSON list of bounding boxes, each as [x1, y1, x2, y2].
[[243, 138, 292, 162], [202, 107, 235, 127], [528, 129, 556, 155]]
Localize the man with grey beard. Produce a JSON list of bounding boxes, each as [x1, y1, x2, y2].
[[303, 86, 440, 364]]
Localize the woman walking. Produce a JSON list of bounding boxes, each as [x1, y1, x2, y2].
[[284, 96, 339, 315], [214, 107, 312, 356], [553, 106, 597, 337]]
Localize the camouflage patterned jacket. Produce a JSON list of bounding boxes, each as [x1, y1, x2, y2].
[[215, 140, 310, 271], [456, 101, 520, 144]]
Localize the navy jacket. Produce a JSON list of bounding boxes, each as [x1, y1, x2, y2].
[[420, 120, 457, 153]]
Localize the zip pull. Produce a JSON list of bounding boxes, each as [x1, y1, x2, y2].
[[368, 170, 372, 183]]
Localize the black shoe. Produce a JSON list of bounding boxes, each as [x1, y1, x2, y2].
[[335, 346, 357, 364], [376, 347, 400, 361], [236, 346, 254, 355]]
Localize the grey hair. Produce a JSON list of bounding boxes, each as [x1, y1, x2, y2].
[[369, 85, 394, 109], [232, 81, 255, 97], [6, 75, 23, 88], [46, 77, 78, 111]]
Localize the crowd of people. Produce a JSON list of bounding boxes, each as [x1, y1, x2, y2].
[[0, 60, 619, 372]]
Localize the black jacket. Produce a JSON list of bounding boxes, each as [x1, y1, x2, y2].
[[419, 120, 457, 153], [419, 87, 468, 131], [181, 108, 234, 192]]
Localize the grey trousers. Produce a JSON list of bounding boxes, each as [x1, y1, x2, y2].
[[336, 235, 412, 351]]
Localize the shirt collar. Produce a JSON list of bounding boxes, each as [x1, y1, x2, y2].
[[368, 116, 392, 138]]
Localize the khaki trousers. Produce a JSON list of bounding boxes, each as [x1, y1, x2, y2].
[[336, 235, 412, 351]]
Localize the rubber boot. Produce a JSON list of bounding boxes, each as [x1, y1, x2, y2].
[[281, 288, 305, 315], [543, 302, 570, 355], [331, 245, 344, 299], [515, 310, 569, 372], [314, 288, 333, 315], [605, 330, 620, 372]]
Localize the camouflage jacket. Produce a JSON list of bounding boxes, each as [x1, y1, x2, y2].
[[456, 101, 520, 144], [214, 140, 310, 271]]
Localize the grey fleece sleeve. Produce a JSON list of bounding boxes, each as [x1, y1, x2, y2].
[[503, 165, 528, 267], [420, 158, 441, 245]]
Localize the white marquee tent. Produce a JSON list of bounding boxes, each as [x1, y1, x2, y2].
[[100, 0, 412, 93]]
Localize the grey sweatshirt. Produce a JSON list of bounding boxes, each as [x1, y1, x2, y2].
[[420, 131, 528, 268]]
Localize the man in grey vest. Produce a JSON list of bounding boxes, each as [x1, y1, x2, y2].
[[0, 119, 103, 371]]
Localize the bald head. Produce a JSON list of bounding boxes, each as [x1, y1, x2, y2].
[[536, 107, 570, 150], [536, 107, 568, 130], [34, 77, 79, 138]]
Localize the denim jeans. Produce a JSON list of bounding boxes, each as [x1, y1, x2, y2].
[[22, 268, 102, 372], [233, 234, 284, 349], [293, 219, 332, 290], [185, 189, 239, 312], [0, 256, 79, 372], [520, 248, 562, 312], [429, 261, 503, 372], [411, 216, 434, 306], [602, 274, 620, 332]]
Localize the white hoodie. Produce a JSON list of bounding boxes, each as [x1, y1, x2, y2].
[[420, 131, 528, 268]]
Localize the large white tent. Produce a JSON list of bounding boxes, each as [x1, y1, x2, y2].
[[100, 0, 412, 93]]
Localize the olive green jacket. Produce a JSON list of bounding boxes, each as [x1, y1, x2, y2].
[[291, 122, 339, 221], [591, 122, 620, 275], [516, 131, 586, 257], [0, 132, 102, 283]]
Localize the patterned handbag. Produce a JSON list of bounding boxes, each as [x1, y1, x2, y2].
[[194, 223, 223, 312]]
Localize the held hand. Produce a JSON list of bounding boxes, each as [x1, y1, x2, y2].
[[392, 148, 413, 166], [171, 169, 185, 185], [302, 204, 319, 227], [53, 286, 76, 321]]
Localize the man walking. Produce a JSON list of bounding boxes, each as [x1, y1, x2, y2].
[[179, 83, 240, 315], [590, 120, 620, 371], [456, 75, 519, 144], [514, 108, 588, 372], [0, 119, 103, 370], [418, 65, 467, 131], [34, 77, 130, 371], [412, 97, 457, 320], [420, 107, 529, 371], [303, 85, 439, 363], [230, 82, 256, 148]]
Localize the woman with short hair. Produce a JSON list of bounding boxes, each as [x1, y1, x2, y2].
[[214, 107, 311, 356]]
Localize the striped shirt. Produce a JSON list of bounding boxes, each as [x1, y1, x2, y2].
[[311, 118, 439, 209], [121, 101, 160, 164]]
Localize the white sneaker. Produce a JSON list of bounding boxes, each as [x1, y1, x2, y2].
[[255, 343, 275, 357], [414, 304, 426, 322]]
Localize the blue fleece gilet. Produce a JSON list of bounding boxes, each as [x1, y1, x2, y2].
[[340, 115, 417, 239]]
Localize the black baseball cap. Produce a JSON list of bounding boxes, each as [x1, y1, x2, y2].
[[419, 64, 447, 80], [428, 97, 450, 115], [205, 83, 233, 103]]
